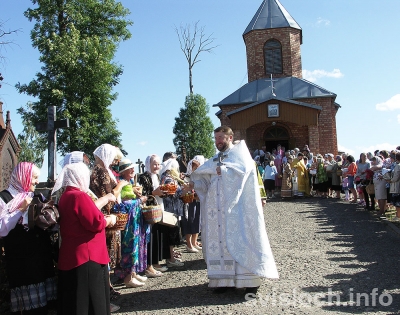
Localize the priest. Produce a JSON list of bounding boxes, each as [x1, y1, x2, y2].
[[185, 126, 278, 294]]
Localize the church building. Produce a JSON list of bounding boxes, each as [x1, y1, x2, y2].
[[0, 101, 21, 190], [214, 0, 339, 154]]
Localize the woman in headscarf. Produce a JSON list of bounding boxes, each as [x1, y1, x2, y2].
[[159, 157, 185, 267], [274, 154, 283, 192], [54, 163, 117, 315], [138, 154, 169, 277], [0, 162, 57, 314], [281, 155, 294, 198], [116, 159, 149, 288], [182, 155, 204, 253], [370, 156, 387, 217], [89, 144, 128, 302]]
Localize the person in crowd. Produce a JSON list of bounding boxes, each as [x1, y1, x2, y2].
[[263, 159, 278, 199], [0, 162, 57, 314], [54, 162, 117, 315], [315, 155, 328, 198], [181, 155, 204, 253], [159, 158, 185, 267], [356, 153, 371, 208], [325, 154, 335, 197], [291, 152, 308, 197], [138, 154, 169, 277], [329, 155, 341, 199], [388, 153, 400, 221], [274, 154, 283, 193], [116, 159, 149, 288], [370, 156, 387, 217], [342, 176, 350, 201], [185, 126, 278, 294], [281, 155, 294, 198], [345, 155, 358, 203], [89, 144, 129, 300]]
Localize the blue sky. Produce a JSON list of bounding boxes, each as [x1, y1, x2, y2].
[[1, 0, 399, 180]]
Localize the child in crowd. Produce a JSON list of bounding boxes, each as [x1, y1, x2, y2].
[[342, 177, 350, 201]]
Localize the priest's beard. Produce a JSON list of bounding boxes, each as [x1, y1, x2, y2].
[[217, 142, 229, 152]]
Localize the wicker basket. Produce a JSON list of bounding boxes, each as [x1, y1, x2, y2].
[[142, 196, 163, 224], [114, 213, 129, 230], [181, 193, 194, 204], [159, 183, 177, 195], [336, 169, 342, 176]]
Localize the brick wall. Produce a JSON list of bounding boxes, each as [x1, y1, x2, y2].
[[243, 28, 302, 82]]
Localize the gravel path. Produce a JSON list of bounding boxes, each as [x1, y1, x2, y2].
[[113, 198, 400, 315]]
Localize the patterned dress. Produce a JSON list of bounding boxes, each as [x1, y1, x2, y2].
[[89, 164, 121, 269], [118, 198, 150, 277]]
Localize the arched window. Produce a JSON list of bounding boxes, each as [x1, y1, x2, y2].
[[264, 39, 283, 74]]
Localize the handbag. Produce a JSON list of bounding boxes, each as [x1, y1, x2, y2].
[[365, 182, 375, 195], [159, 211, 178, 227], [28, 196, 60, 230]]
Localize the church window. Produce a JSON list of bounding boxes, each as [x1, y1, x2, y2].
[[264, 39, 283, 74]]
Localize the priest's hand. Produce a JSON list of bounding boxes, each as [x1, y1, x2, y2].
[[216, 166, 221, 176]]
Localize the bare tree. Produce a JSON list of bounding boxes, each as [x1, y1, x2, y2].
[[175, 21, 218, 94], [0, 20, 21, 89]]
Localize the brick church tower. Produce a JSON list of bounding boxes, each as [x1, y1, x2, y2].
[[214, 0, 339, 155]]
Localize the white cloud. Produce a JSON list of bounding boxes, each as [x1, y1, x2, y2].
[[302, 69, 344, 83], [375, 94, 400, 111], [137, 141, 147, 146], [316, 17, 331, 27]]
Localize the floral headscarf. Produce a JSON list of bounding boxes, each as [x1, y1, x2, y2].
[[0, 162, 35, 220]]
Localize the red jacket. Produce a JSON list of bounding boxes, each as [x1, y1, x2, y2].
[[58, 187, 109, 270]]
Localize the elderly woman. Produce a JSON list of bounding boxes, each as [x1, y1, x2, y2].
[[54, 163, 116, 315], [182, 155, 204, 252], [0, 162, 56, 314], [370, 156, 387, 217], [138, 154, 169, 277], [89, 144, 128, 300], [160, 158, 185, 267], [116, 158, 149, 288]]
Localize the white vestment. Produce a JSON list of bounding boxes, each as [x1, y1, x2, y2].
[[191, 141, 279, 288]]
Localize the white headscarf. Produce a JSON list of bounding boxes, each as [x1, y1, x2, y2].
[[186, 155, 205, 175], [145, 154, 161, 188], [160, 158, 180, 177], [52, 163, 90, 194], [93, 144, 117, 181], [60, 151, 85, 168]]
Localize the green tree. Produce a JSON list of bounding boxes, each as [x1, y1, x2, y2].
[[15, 0, 132, 157], [17, 102, 45, 167], [173, 94, 214, 160]]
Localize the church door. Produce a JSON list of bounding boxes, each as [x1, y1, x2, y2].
[[263, 127, 290, 154]]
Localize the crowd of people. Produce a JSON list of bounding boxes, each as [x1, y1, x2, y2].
[[254, 144, 400, 221], [0, 144, 208, 314], [3, 132, 398, 314]]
